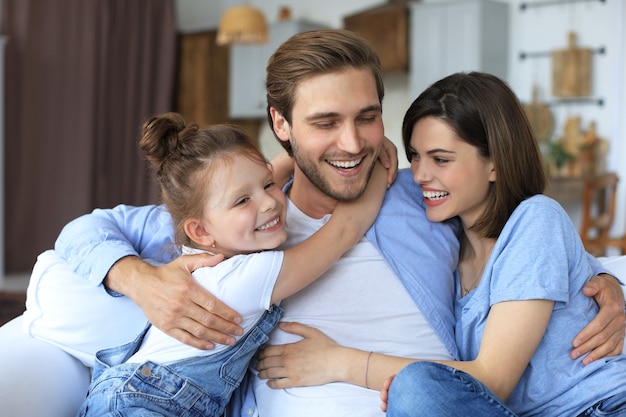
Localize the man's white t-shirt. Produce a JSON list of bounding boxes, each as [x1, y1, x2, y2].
[[251, 200, 453, 417]]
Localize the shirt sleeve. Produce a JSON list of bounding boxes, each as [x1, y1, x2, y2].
[[54, 204, 177, 286], [490, 196, 589, 306]]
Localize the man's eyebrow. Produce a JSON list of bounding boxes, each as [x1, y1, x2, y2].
[[359, 104, 382, 114], [304, 105, 382, 122], [305, 111, 340, 121]]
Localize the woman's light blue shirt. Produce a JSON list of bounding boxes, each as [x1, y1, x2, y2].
[[455, 194, 626, 416]]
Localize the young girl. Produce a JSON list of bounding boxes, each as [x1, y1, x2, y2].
[[382, 72, 626, 416], [76, 112, 388, 417]]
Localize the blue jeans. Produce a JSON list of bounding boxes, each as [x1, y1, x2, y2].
[[77, 305, 282, 417], [387, 361, 626, 417], [577, 392, 626, 417], [386, 362, 517, 417]]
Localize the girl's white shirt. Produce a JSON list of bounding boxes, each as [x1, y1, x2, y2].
[[128, 247, 284, 364]]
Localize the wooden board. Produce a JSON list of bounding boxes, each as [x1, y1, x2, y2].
[[523, 84, 554, 142], [552, 32, 592, 97]]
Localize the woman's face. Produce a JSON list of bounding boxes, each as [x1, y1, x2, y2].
[[408, 117, 495, 229]]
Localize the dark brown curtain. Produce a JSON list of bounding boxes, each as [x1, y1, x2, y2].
[[1, 0, 176, 272]]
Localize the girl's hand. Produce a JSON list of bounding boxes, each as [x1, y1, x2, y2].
[[256, 322, 341, 388], [378, 136, 398, 187], [380, 374, 396, 412], [270, 151, 294, 188]]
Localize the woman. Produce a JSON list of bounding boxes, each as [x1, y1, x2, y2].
[[381, 72, 626, 415]]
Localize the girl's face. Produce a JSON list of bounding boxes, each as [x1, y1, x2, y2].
[[193, 153, 288, 258], [408, 117, 495, 229]]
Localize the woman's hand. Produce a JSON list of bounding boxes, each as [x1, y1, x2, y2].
[[105, 254, 243, 350], [571, 273, 626, 364], [378, 136, 399, 187], [380, 375, 396, 413], [256, 322, 341, 388]]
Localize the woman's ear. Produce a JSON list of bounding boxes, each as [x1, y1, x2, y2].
[[270, 107, 290, 143], [487, 160, 496, 183], [184, 219, 215, 248]]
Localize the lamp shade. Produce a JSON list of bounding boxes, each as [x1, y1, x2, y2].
[[216, 6, 269, 45]]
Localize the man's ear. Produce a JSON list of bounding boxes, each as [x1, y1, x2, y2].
[[184, 219, 215, 248], [270, 107, 290, 143]]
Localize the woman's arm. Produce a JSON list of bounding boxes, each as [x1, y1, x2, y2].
[[257, 321, 416, 390], [258, 298, 553, 402]]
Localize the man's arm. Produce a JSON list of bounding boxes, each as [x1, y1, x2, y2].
[[55, 204, 243, 349]]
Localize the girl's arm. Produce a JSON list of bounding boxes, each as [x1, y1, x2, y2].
[[270, 163, 387, 304], [258, 299, 553, 401]]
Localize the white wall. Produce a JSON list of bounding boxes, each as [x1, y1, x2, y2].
[[175, 0, 626, 239], [508, 0, 626, 238]]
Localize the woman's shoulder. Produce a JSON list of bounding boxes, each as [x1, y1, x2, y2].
[[513, 194, 567, 219], [502, 194, 574, 240]]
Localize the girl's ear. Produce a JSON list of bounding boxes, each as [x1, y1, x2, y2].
[[184, 218, 215, 248], [270, 107, 291, 143]]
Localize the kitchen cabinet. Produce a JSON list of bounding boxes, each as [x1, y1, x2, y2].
[[408, 0, 509, 99], [344, 4, 408, 73], [229, 20, 326, 119], [176, 30, 261, 144]]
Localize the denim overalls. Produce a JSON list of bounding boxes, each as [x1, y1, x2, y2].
[[77, 305, 283, 417]]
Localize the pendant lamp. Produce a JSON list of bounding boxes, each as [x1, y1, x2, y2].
[[216, 5, 269, 45]]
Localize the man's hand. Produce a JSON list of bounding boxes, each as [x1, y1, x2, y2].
[[571, 273, 626, 364], [105, 254, 243, 350]]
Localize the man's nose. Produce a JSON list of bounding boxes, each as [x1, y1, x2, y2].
[[337, 122, 363, 154]]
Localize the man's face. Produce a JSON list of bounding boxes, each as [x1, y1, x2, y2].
[[273, 68, 384, 202]]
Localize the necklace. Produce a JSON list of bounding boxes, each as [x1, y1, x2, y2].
[[460, 246, 493, 297]]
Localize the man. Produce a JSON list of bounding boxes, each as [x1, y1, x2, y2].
[[1, 30, 623, 417]]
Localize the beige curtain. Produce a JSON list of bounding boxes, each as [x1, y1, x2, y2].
[[1, 0, 176, 272]]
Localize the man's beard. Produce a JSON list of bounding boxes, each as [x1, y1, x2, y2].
[[290, 135, 375, 202]]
